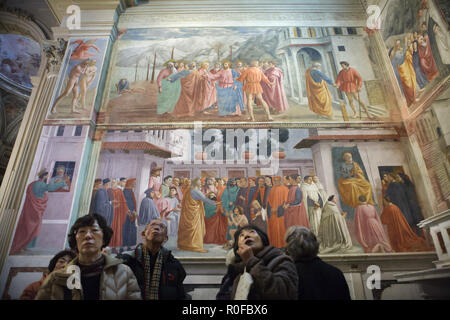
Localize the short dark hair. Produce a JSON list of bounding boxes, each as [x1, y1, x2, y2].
[[48, 249, 76, 272], [164, 175, 172, 182], [328, 195, 335, 202], [340, 61, 349, 67], [233, 224, 270, 257], [358, 195, 367, 202], [68, 214, 113, 252], [290, 174, 300, 181]]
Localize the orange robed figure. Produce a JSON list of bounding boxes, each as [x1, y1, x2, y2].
[[305, 62, 334, 119], [381, 202, 430, 252], [236, 60, 274, 121], [266, 176, 289, 248], [337, 152, 374, 208], [178, 179, 216, 253]]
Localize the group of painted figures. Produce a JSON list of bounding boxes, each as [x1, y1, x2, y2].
[[389, 1, 442, 107], [10, 153, 432, 256], [151, 59, 288, 121], [85, 162, 431, 255], [117, 57, 375, 121]]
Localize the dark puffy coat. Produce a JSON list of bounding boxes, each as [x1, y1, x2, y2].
[[217, 245, 298, 300], [295, 256, 351, 300], [118, 244, 187, 300]]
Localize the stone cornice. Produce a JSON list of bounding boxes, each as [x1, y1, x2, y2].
[[116, 0, 367, 28]]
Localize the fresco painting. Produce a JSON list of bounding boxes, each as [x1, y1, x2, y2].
[[0, 34, 41, 89], [102, 27, 391, 125], [75, 128, 433, 257], [383, 0, 450, 107], [8, 125, 88, 255], [46, 38, 108, 120]]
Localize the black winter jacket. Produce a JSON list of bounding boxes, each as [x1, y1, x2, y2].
[[118, 244, 187, 300], [295, 256, 351, 300]]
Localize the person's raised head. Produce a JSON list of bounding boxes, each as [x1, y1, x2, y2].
[[233, 224, 269, 258], [285, 226, 319, 260], [142, 219, 168, 246]]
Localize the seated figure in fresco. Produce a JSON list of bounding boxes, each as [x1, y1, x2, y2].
[[381, 198, 430, 252], [337, 151, 374, 209], [118, 219, 188, 300], [48, 165, 71, 192], [10, 169, 67, 255], [354, 196, 392, 253]]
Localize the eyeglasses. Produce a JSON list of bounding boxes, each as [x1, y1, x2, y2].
[[76, 227, 103, 236]]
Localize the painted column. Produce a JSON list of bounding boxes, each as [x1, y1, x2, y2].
[[0, 39, 67, 273], [76, 128, 104, 218], [282, 53, 295, 98], [289, 47, 303, 103]]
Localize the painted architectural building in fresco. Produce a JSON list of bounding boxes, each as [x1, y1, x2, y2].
[[0, 0, 449, 300]]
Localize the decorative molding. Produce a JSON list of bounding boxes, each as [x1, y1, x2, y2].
[[94, 121, 403, 131], [42, 38, 68, 73], [0, 41, 67, 274], [0, 11, 47, 43]]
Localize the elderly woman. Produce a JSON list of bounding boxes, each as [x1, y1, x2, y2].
[[285, 226, 351, 300], [216, 224, 298, 300], [35, 214, 141, 300], [20, 249, 76, 300]]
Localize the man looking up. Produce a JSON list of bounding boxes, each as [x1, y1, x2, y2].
[[119, 219, 187, 300]]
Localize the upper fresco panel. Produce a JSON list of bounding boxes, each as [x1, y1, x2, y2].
[[99, 26, 393, 127]]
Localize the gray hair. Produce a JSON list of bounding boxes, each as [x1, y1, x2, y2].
[[312, 62, 321, 68], [285, 226, 319, 260]]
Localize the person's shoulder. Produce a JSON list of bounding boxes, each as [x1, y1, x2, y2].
[[316, 257, 345, 276]]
